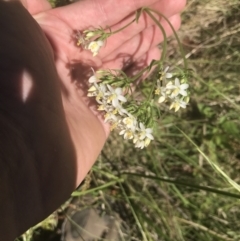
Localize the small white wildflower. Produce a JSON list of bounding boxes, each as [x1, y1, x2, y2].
[[138, 123, 154, 141], [104, 109, 118, 123], [158, 95, 166, 103], [88, 85, 97, 92], [97, 98, 109, 111], [95, 84, 107, 103], [156, 66, 172, 94], [134, 139, 145, 149], [87, 85, 98, 97], [106, 85, 127, 107], [88, 75, 98, 84], [110, 121, 119, 131], [166, 78, 189, 98], [133, 123, 154, 149], [134, 135, 153, 149], [87, 40, 104, 56], [160, 66, 173, 81], [137, 123, 154, 148], [158, 87, 168, 103], [114, 104, 128, 116], [122, 115, 137, 130], [119, 128, 135, 140], [84, 31, 95, 40], [169, 98, 188, 112], [144, 138, 152, 147], [88, 67, 102, 84]]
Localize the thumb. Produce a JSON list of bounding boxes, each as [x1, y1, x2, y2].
[[21, 0, 51, 14]]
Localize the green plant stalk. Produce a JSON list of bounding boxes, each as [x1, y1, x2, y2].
[[177, 127, 240, 194], [107, 18, 136, 36], [143, 8, 168, 62], [119, 182, 148, 241], [145, 8, 188, 69], [122, 173, 240, 199], [147, 78, 157, 102], [71, 179, 124, 197]]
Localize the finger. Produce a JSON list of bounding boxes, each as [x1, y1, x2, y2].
[[22, 0, 51, 15], [96, 0, 185, 57], [101, 14, 181, 70], [50, 0, 185, 29]]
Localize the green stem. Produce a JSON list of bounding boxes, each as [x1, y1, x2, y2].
[[119, 182, 148, 241], [143, 8, 168, 62], [147, 80, 157, 102], [123, 172, 240, 199], [71, 179, 124, 197], [108, 18, 136, 36], [145, 7, 188, 69]]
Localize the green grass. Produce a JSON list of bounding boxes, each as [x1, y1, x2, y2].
[[18, 0, 240, 240]]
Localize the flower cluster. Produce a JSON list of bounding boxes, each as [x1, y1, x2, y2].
[[75, 30, 104, 56], [155, 67, 190, 112], [87, 71, 154, 149], [74, 8, 192, 149]]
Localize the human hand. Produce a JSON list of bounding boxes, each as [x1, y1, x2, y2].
[[31, 0, 186, 183]]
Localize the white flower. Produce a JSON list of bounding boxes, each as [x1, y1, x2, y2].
[[160, 66, 173, 81], [119, 128, 135, 140], [134, 136, 153, 149], [84, 31, 95, 40], [88, 75, 98, 84], [122, 115, 137, 130], [87, 40, 104, 56], [114, 104, 128, 116], [97, 99, 109, 111], [169, 98, 188, 112], [110, 121, 119, 131], [87, 84, 98, 97], [144, 138, 152, 147], [95, 84, 107, 103], [134, 139, 145, 149], [138, 123, 154, 141], [133, 123, 154, 149], [158, 87, 168, 103], [166, 78, 189, 98], [104, 109, 118, 123], [106, 85, 127, 107], [134, 137, 153, 149]]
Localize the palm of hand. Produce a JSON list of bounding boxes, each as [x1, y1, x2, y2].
[[36, 12, 109, 184]]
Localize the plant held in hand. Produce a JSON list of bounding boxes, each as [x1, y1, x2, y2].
[[75, 7, 191, 148]]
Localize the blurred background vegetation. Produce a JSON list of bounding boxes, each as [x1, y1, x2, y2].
[[18, 0, 240, 240]]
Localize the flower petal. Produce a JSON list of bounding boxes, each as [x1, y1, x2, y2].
[[181, 83, 189, 90], [175, 78, 180, 86], [89, 75, 97, 83], [166, 73, 173, 78], [118, 95, 127, 102], [179, 90, 187, 96]]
